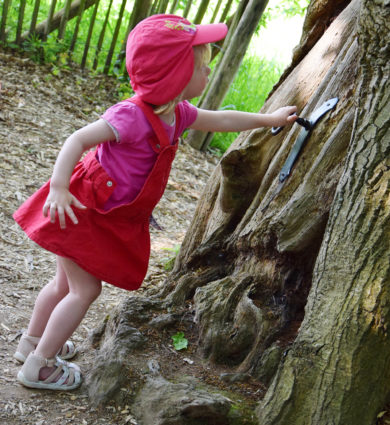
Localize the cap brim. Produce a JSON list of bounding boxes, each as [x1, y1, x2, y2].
[[193, 23, 228, 46]]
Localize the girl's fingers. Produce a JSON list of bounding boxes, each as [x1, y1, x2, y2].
[[71, 196, 87, 210], [57, 206, 66, 229], [49, 203, 57, 224], [287, 114, 298, 123], [42, 193, 86, 228], [65, 205, 79, 225]]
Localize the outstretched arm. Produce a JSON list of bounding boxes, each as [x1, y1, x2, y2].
[[189, 106, 298, 132], [43, 119, 115, 229]]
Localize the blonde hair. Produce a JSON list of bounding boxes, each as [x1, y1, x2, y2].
[[154, 44, 211, 115]]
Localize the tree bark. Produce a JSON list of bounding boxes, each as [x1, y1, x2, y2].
[[186, 0, 269, 151], [257, 0, 390, 423], [163, 3, 361, 381]]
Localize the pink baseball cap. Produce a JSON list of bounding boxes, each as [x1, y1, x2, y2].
[[126, 14, 228, 105]]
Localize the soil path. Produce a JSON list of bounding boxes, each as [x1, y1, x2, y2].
[[0, 51, 218, 425]]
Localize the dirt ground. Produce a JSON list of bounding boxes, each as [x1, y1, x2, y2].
[[0, 50, 230, 424]]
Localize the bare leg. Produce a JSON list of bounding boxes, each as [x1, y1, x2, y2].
[[35, 256, 102, 359], [26, 257, 70, 338]]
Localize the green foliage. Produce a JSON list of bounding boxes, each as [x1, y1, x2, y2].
[[209, 54, 284, 154], [1, 0, 306, 154], [161, 244, 181, 271], [171, 332, 188, 351], [273, 0, 310, 18], [117, 81, 134, 101], [2, 0, 131, 74], [23, 34, 70, 67]]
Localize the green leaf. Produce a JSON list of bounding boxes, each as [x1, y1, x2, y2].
[[171, 332, 188, 351]]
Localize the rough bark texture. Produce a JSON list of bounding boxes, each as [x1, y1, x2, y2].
[[257, 0, 390, 423]]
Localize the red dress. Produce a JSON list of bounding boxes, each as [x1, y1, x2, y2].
[[13, 97, 181, 291]]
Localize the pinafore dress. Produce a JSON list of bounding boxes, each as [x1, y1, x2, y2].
[[13, 96, 181, 291]]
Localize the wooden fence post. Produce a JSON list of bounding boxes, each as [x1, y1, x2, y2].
[[187, 0, 269, 151], [29, 0, 41, 37], [92, 0, 113, 70], [220, 0, 235, 22], [211, 0, 223, 23], [103, 0, 127, 74], [15, 0, 27, 44], [45, 0, 57, 39], [58, 0, 72, 39], [0, 0, 11, 43], [169, 0, 180, 14], [183, 0, 194, 18], [116, 0, 153, 77], [70, 0, 87, 53], [81, 0, 100, 69], [194, 0, 211, 24], [19, 0, 98, 43], [0, 0, 232, 80]]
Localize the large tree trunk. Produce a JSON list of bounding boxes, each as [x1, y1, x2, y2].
[[257, 1, 390, 423], [86, 0, 390, 423]]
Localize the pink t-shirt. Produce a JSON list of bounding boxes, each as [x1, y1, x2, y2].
[[97, 99, 197, 210]]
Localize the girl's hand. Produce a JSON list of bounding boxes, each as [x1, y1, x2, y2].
[[43, 187, 86, 229], [270, 106, 298, 127]]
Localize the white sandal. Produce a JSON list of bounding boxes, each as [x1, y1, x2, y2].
[[17, 352, 81, 391], [14, 333, 77, 363]]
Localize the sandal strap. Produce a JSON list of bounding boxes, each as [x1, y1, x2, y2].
[[42, 359, 78, 386], [57, 340, 76, 358]]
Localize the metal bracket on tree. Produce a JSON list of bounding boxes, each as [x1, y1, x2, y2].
[[262, 97, 339, 211]]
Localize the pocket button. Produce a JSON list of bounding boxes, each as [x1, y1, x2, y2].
[[106, 180, 113, 187]]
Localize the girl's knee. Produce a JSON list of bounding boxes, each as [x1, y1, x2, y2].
[[46, 277, 69, 299], [87, 281, 102, 302], [58, 256, 102, 302], [73, 280, 102, 306]]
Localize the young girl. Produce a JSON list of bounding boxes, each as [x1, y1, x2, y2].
[[13, 14, 297, 391]]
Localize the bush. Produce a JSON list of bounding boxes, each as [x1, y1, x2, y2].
[[209, 55, 284, 154]]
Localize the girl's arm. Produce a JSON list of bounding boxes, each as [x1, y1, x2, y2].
[[43, 119, 115, 229], [189, 106, 298, 132]]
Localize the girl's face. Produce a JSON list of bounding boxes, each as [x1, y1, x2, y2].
[[183, 64, 211, 99], [182, 45, 211, 100]]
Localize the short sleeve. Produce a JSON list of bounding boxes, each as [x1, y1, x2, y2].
[[101, 100, 148, 144], [176, 101, 198, 135]]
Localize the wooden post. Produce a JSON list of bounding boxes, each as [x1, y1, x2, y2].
[[92, 0, 113, 70], [15, 0, 27, 44], [157, 0, 170, 14], [103, 0, 127, 74], [70, 0, 87, 53], [116, 0, 153, 77], [169, 0, 180, 14], [187, 0, 269, 151], [194, 0, 211, 24], [183, 0, 193, 18], [81, 0, 100, 69], [0, 0, 12, 43], [29, 0, 41, 37], [211, 0, 223, 23], [198, 0, 247, 106], [20, 0, 98, 43], [45, 0, 57, 39], [58, 0, 72, 39], [220, 0, 234, 22], [151, 0, 160, 15]]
